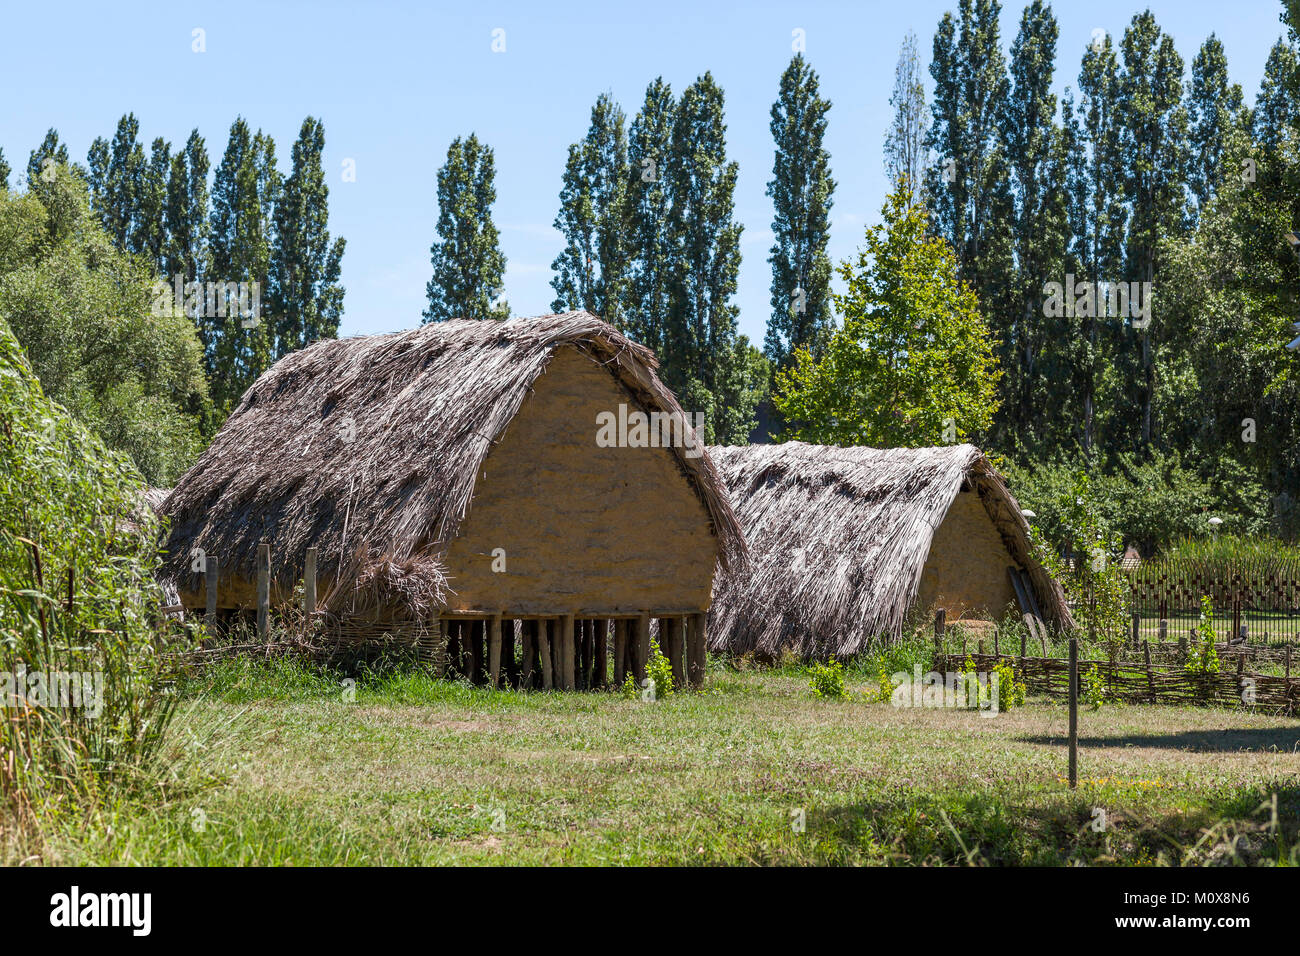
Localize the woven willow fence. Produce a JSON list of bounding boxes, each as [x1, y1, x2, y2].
[[933, 648, 1300, 713]]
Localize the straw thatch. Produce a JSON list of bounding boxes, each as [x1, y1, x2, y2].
[[160, 312, 745, 617], [706, 441, 1072, 660]]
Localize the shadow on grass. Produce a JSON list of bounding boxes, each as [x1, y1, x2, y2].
[[1017, 727, 1300, 753], [806, 785, 1300, 866]]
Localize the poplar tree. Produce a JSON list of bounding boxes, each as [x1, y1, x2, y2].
[[424, 134, 508, 322], [165, 130, 210, 290], [550, 94, 629, 327], [883, 31, 930, 205], [998, 0, 1070, 452], [1118, 11, 1189, 449], [0, 149, 8, 190], [765, 54, 834, 373], [663, 73, 752, 443], [138, 137, 171, 274], [925, 0, 1015, 321], [1187, 34, 1245, 212], [270, 116, 346, 355], [208, 119, 279, 412], [623, 78, 676, 354]]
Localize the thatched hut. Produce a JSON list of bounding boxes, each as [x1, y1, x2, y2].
[[160, 312, 745, 689], [706, 441, 1072, 660]]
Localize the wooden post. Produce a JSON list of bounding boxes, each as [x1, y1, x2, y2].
[[1236, 651, 1246, 703], [205, 553, 219, 622], [504, 620, 520, 687], [934, 608, 945, 666], [304, 547, 317, 621], [1130, 611, 1139, 649], [593, 619, 608, 689], [1143, 639, 1155, 703], [665, 617, 685, 688], [521, 621, 538, 688], [559, 614, 576, 691], [633, 612, 650, 682], [1286, 644, 1292, 680], [576, 619, 589, 690], [488, 613, 503, 689], [614, 620, 628, 686], [256, 542, 270, 637], [1068, 636, 1078, 789], [538, 619, 553, 690], [1158, 618, 1168, 644], [687, 612, 707, 687]]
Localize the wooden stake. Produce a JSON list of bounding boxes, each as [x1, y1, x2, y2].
[[1144, 639, 1155, 703], [488, 613, 503, 689], [1068, 636, 1078, 789], [665, 617, 685, 688], [304, 547, 317, 620], [538, 619, 553, 690], [593, 619, 608, 689], [256, 542, 270, 637], [634, 612, 650, 682], [205, 553, 219, 622], [560, 614, 576, 691], [522, 620, 538, 688], [613, 620, 628, 686], [687, 612, 707, 687]]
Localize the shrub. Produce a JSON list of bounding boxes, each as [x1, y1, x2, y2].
[[808, 658, 848, 700], [1186, 595, 1222, 677], [992, 661, 1027, 710], [645, 638, 674, 699], [1082, 664, 1108, 710], [0, 319, 192, 823]]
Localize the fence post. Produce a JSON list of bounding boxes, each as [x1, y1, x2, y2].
[[303, 546, 317, 621], [204, 553, 218, 622], [1158, 618, 1168, 644], [1143, 639, 1156, 703], [1068, 636, 1078, 789], [1130, 612, 1139, 649], [256, 542, 270, 638], [934, 609, 946, 662]]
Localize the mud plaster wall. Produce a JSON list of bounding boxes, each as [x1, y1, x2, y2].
[[438, 346, 719, 614], [914, 490, 1019, 622]]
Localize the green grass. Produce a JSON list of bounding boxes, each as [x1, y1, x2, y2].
[[4, 658, 1299, 866]]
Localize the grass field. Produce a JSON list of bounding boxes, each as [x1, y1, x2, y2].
[[6, 659, 1300, 866]]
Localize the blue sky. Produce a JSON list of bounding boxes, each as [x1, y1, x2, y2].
[[0, 0, 1286, 344]]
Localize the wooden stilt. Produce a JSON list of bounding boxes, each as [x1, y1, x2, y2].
[[665, 616, 685, 688], [469, 620, 484, 684], [303, 547, 317, 620], [688, 612, 707, 687], [521, 620, 538, 688], [205, 553, 219, 623], [503, 620, 520, 687], [488, 613, 503, 689], [538, 619, 553, 690], [593, 619, 608, 689], [576, 619, 589, 690], [559, 614, 576, 691], [256, 542, 270, 637], [633, 612, 650, 682], [614, 620, 628, 686]]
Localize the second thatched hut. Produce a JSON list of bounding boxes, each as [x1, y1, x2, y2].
[[706, 441, 1072, 660]]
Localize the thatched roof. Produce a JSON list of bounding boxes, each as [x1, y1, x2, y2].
[[706, 441, 1073, 659], [160, 312, 745, 609]]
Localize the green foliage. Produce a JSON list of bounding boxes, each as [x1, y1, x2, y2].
[[619, 673, 637, 700], [807, 658, 848, 700], [1026, 471, 1131, 641], [551, 94, 629, 327], [1003, 451, 1270, 558], [992, 660, 1027, 710], [0, 317, 191, 818], [1082, 664, 1108, 709], [1186, 595, 1222, 677], [774, 181, 1000, 447], [765, 53, 835, 372], [425, 134, 508, 323], [646, 638, 674, 699], [0, 168, 209, 485]]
